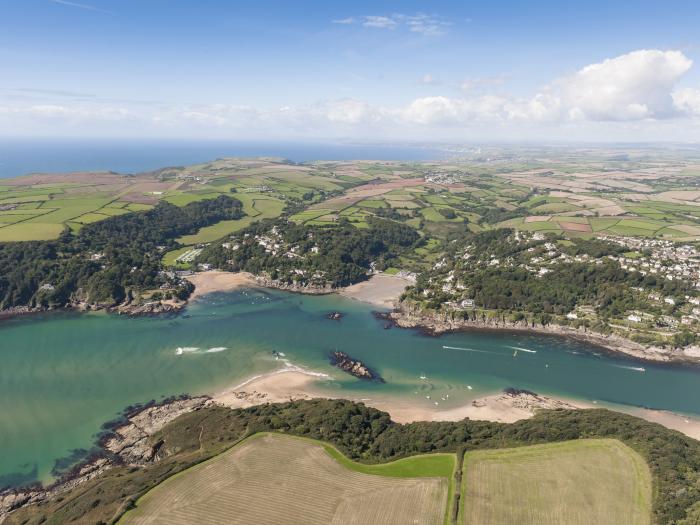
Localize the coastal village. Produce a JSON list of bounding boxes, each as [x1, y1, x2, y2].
[[404, 229, 700, 349]]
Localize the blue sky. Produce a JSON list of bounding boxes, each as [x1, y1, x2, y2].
[[3, 0, 700, 141]]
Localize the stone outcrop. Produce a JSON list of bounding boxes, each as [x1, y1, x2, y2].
[[329, 351, 384, 382], [0, 396, 210, 518]]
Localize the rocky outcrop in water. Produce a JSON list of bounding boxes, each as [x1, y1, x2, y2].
[[254, 275, 334, 294], [0, 395, 210, 518], [329, 351, 384, 382]]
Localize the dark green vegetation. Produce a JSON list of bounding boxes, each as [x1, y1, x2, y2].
[[198, 216, 420, 287], [0, 196, 243, 309], [5, 400, 700, 524], [404, 229, 700, 346]]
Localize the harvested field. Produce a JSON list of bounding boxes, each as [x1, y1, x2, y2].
[[461, 439, 651, 525], [524, 215, 551, 223], [121, 433, 449, 525], [557, 221, 592, 232]]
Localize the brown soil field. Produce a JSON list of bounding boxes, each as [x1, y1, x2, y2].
[[557, 221, 592, 232], [524, 215, 552, 223]]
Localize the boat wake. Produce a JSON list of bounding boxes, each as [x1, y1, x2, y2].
[[175, 346, 199, 355], [175, 346, 228, 355], [442, 345, 492, 354], [613, 364, 646, 373], [508, 346, 537, 354]]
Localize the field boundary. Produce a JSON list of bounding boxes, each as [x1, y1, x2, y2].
[[117, 431, 456, 524]]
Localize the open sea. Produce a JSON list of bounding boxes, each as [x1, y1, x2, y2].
[[0, 139, 447, 179]]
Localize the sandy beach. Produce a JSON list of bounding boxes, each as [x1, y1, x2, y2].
[[213, 369, 700, 441], [339, 273, 412, 308], [185, 270, 257, 299]]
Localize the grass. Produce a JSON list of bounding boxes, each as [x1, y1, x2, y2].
[[120, 433, 450, 525], [460, 439, 651, 525], [175, 198, 284, 245], [162, 247, 194, 267], [0, 223, 66, 241]]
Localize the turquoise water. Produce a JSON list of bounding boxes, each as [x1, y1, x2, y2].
[[2, 287, 700, 488]]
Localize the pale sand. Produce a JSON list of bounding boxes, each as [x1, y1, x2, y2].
[[213, 370, 700, 441], [185, 271, 256, 299], [339, 273, 412, 308]]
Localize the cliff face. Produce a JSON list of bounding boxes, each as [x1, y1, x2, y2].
[[391, 302, 700, 363]]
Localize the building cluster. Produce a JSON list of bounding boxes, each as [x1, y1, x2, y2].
[[424, 171, 464, 185], [602, 236, 700, 287]]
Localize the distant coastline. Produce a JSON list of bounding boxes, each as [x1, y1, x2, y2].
[[0, 139, 446, 179]]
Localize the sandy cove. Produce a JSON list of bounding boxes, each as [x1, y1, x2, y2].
[[213, 369, 700, 441], [338, 274, 413, 308], [185, 270, 257, 299], [186, 270, 411, 308]]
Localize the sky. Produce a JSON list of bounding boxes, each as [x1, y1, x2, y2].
[[3, 0, 700, 142]]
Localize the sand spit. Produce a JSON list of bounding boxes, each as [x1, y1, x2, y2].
[[212, 369, 700, 441]]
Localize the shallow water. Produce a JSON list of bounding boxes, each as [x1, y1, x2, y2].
[[1, 287, 700, 488]]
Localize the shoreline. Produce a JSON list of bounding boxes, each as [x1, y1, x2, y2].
[[389, 303, 700, 366], [213, 368, 700, 440], [4, 268, 700, 367], [4, 366, 700, 518], [184, 270, 700, 366]]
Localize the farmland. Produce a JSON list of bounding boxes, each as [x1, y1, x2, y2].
[[5, 402, 691, 525], [120, 433, 450, 525], [460, 439, 651, 525], [6, 152, 700, 251], [114, 434, 653, 525]]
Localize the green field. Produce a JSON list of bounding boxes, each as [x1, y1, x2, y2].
[[460, 439, 651, 525], [175, 197, 284, 245]]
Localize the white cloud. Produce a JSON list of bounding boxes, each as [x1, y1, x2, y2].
[[400, 14, 451, 36], [336, 13, 450, 35], [5, 49, 700, 140], [547, 49, 692, 121], [673, 87, 700, 116], [322, 99, 381, 124], [362, 16, 398, 29]]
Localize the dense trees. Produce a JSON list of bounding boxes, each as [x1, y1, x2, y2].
[[406, 229, 695, 318], [0, 196, 243, 309], [198, 216, 421, 287], [8, 400, 699, 524]]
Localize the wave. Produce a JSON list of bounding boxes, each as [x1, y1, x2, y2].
[[508, 346, 537, 354], [205, 347, 227, 353], [229, 360, 332, 390]]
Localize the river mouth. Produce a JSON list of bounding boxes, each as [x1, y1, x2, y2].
[[2, 286, 700, 489]]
